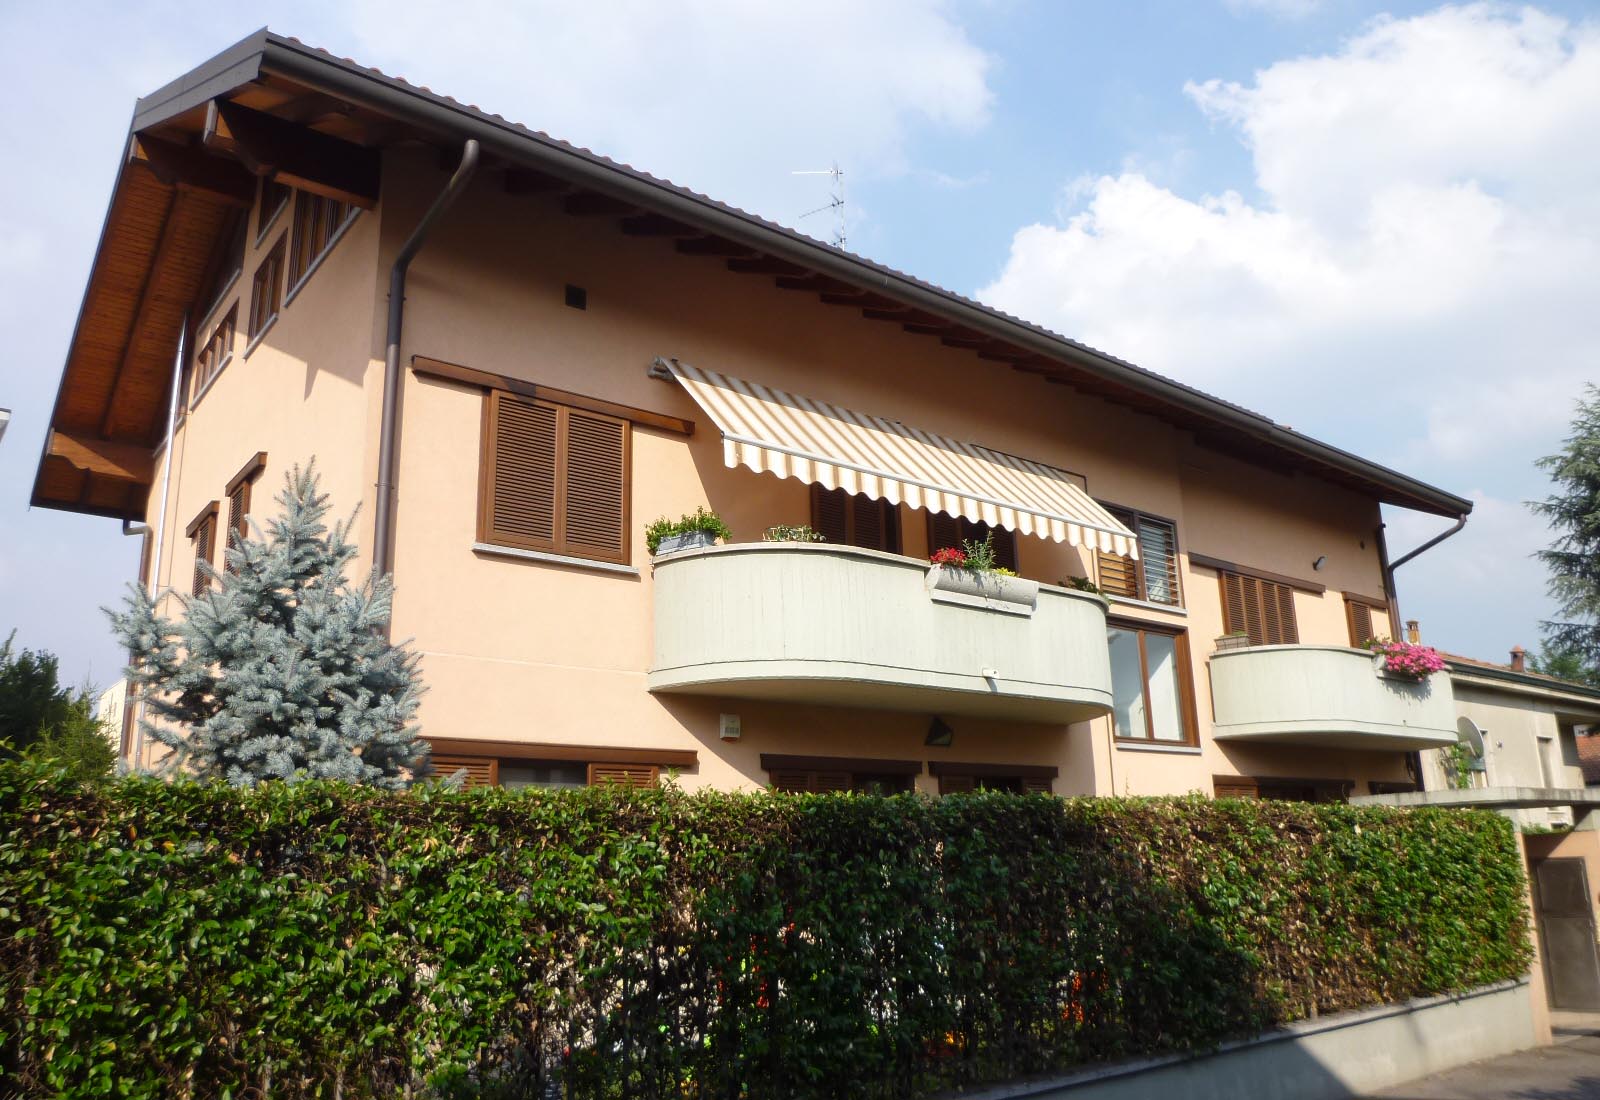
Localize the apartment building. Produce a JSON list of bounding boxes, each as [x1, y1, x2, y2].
[[34, 31, 1475, 800]]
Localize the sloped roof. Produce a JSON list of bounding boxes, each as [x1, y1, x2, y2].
[[33, 28, 1475, 521]]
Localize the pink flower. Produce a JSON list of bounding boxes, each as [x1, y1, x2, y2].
[[1369, 640, 1445, 681]]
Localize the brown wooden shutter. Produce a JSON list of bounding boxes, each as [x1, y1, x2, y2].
[[1213, 776, 1259, 799], [1221, 573, 1299, 645], [810, 485, 849, 544], [562, 409, 628, 561], [1020, 775, 1053, 795], [928, 511, 963, 555], [1346, 599, 1378, 646], [815, 771, 853, 792], [1096, 507, 1140, 597], [770, 770, 813, 792], [432, 754, 499, 788], [938, 774, 976, 795], [224, 483, 248, 574], [191, 516, 215, 596], [485, 392, 560, 549], [852, 492, 888, 551], [587, 763, 659, 787]]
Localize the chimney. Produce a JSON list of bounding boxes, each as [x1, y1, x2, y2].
[[1405, 620, 1420, 644], [1510, 646, 1526, 673]]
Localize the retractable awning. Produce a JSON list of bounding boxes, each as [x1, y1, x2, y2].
[[660, 358, 1138, 557]]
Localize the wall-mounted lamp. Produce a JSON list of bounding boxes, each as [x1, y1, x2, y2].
[[1312, 555, 1327, 571], [926, 717, 954, 747]]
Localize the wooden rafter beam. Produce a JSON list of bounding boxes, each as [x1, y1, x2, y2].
[[563, 191, 634, 216], [130, 135, 255, 207], [726, 256, 808, 276], [676, 236, 757, 257], [48, 430, 153, 483], [775, 274, 862, 295], [100, 187, 183, 438], [903, 322, 949, 336], [204, 99, 379, 208], [272, 91, 351, 125], [621, 213, 698, 237]]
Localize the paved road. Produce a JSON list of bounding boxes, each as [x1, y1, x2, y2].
[[1370, 1029, 1600, 1099]]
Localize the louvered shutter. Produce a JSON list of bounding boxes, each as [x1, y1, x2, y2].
[[770, 770, 813, 792], [1346, 600, 1380, 646], [938, 774, 977, 795], [1214, 777, 1259, 800], [928, 512, 963, 556], [587, 763, 659, 787], [815, 771, 853, 792], [1222, 574, 1299, 646], [811, 485, 849, 544], [486, 392, 559, 549], [1021, 776, 1053, 795], [852, 492, 888, 551], [224, 483, 248, 574], [432, 755, 499, 788], [191, 516, 215, 597], [563, 410, 629, 562], [1096, 507, 1140, 598]]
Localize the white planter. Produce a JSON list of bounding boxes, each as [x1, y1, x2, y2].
[[655, 529, 719, 556], [1215, 634, 1253, 653], [925, 564, 1038, 614]]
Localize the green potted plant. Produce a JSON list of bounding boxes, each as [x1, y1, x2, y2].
[[762, 524, 825, 543], [647, 507, 733, 556], [925, 532, 1037, 612]]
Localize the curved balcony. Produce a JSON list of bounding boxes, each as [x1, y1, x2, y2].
[[648, 542, 1113, 723], [1209, 645, 1458, 751]]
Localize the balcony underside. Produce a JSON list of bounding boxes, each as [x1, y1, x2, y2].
[[648, 542, 1114, 724]]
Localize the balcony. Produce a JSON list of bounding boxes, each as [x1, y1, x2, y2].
[[648, 543, 1113, 723], [1209, 645, 1458, 751]]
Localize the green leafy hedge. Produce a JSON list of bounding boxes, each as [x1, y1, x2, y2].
[[0, 761, 1530, 1098]]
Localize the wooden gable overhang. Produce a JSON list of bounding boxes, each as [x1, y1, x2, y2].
[[34, 29, 1473, 523]]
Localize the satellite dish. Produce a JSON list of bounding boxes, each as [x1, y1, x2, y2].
[[1456, 717, 1486, 758]]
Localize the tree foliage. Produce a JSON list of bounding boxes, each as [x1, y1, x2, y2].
[[1532, 384, 1600, 680], [0, 632, 114, 781], [106, 463, 428, 788]]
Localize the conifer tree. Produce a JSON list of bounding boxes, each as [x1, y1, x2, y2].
[[1531, 384, 1600, 682], [108, 463, 428, 787]]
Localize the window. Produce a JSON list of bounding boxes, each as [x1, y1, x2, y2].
[[1221, 571, 1299, 645], [480, 390, 631, 564], [1096, 506, 1180, 606], [762, 754, 919, 793], [429, 756, 661, 790], [1344, 594, 1389, 647], [288, 191, 357, 291], [811, 485, 901, 552], [929, 762, 1056, 794], [258, 178, 291, 240], [1108, 621, 1195, 744], [186, 501, 220, 596], [190, 306, 237, 405], [224, 452, 267, 573], [1214, 775, 1352, 803], [926, 511, 1017, 570], [247, 234, 286, 343]]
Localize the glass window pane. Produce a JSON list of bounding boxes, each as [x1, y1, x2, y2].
[[1108, 628, 1147, 740], [1139, 519, 1177, 605], [1144, 633, 1185, 742]]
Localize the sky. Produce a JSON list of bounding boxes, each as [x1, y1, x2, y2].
[[2, 0, 1598, 688]]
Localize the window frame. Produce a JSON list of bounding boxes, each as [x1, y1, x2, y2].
[[224, 452, 268, 573], [478, 389, 633, 566], [425, 738, 695, 789], [185, 500, 220, 597], [189, 305, 237, 409], [1107, 617, 1199, 747], [256, 177, 291, 243], [286, 191, 359, 300], [246, 232, 287, 352], [1095, 503, 1182, 607], [761, 753, 922, 793]]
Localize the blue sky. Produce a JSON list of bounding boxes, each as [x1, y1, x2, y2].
[[3, 0, 1598, 687]]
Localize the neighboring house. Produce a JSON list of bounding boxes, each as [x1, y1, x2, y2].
[[94, 679, 129, 750], [34, 31, 1481, 800]]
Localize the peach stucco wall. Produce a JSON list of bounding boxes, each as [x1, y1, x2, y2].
[[350, 149, 1411, 796]]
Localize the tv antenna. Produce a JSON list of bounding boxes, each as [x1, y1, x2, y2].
[[794, 162, 845, 249]]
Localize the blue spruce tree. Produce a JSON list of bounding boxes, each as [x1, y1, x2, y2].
[[108, 463, 429, 787]]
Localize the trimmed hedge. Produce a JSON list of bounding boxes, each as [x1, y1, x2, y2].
[[0, 762, 1530, 1098]]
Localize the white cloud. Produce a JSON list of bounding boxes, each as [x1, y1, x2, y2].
[[340, 0, 994, 228], [978, 3, 1600, 658]]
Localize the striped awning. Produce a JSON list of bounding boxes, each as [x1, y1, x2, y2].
[[662, 358, 1138, 557]]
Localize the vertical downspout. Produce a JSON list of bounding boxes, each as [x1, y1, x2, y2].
[[1383, 513, 1468, 628], [130, 310, 188, 768], [372, 139, 481, 583]]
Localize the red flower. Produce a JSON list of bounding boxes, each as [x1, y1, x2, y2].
[[930, 546, 967, 566]]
